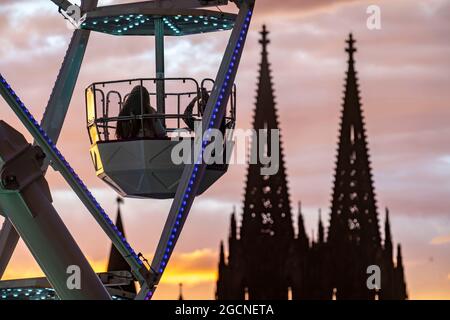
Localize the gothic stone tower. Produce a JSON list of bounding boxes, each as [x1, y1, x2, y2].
[[107, 197, 136, 294], [216, 30, 407, 301], [216, 25, 294, 300], [326, 33, 382, 299], [326, 34, 407, 300]]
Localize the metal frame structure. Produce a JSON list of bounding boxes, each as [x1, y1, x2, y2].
[[0, 0, 255, 300]]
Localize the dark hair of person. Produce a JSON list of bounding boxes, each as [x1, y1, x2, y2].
[[116, 85, 152, 139]]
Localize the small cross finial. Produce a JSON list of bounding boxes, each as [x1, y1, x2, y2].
[[346, 33, 357, 59], [259, 25, 270, 49]]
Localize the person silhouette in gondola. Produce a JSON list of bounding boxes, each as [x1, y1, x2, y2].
[[183, 87, 210, 131], [116, 85, 166, 139]]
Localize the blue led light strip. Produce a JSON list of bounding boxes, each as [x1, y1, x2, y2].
[[0, 74, 148, 285], [144, 7, 254, 300], [163, 17, 181, 35]]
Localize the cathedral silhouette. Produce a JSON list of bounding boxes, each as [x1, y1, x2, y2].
[[216, 26, 408, 300]]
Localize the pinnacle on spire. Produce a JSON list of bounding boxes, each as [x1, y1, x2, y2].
[[318, 209, 324, 244], [230, 210, 237, 239], [385, 207, 390, 230], [396, 244, 403, 267], [297, 201, 309, 249], [219, 240, 226, 267], [298, 202, 303, 231], [383, 207, 393, 262], [385, 208, 392, 244], [259, 24, 270, 53], [108, 199, 127, 272], [346, 33, 357, 62], [251, 24, 279, 130]]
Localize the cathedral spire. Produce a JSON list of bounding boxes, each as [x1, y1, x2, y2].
[[241, 24, 293, 243], [327, 33, 381, 249], [250, 24, 280, 131], [107, 197, 136, 294], [235, 24, 293, 300], [107, 197, 125, 271], [326, 34, 383, 299]]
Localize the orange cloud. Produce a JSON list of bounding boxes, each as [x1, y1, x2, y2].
[[161, 249, 218, 284], [430, 235, 450, 245], [412, 291, 450, 300], [2, 254, 109, 281], [4, 249, 219, 284]]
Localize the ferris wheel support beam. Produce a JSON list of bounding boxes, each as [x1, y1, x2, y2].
[[0, 219, 18, 279], [42, 0, 99, 169], [136, 0, 255, 300], [0, 0, 98, 280], [155, 17, 166, 119], [0, 121, 111, 300]]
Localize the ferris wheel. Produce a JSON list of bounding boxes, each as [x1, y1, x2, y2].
[[0, 0, 255, 300]]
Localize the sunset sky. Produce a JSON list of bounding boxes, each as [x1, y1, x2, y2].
[[0, 0, 449, 300]]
